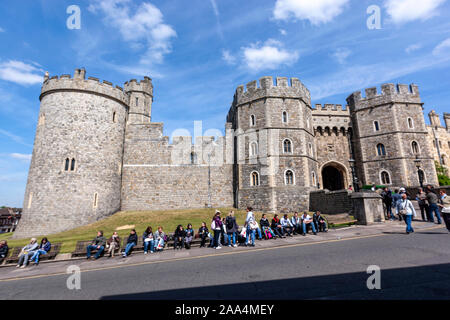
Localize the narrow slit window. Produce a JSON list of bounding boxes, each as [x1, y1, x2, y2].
[[70, 158, 76, 171], [64, 158, 70, 171]]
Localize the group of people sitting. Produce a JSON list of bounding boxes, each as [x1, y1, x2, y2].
[[14, 237, 52, 268]]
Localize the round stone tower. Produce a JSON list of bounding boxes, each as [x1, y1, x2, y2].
[[14, 68, 131, 238]]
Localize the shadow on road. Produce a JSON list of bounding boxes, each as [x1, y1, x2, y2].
[[101, 263, 450, 300]]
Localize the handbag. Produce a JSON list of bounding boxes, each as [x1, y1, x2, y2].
[[442, 207, 450, 213], [249, 220, 258, 230], [240, 228, 247, 238]]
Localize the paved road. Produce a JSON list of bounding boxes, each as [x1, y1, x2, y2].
[[1, 227, 450, 300]]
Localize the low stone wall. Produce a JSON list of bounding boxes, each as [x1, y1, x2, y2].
[[309, 189, 352, 214]]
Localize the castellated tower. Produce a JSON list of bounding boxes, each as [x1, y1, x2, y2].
[[227, 76, 318, 213], [347, 84, 438, 188], [123, 77, 153, 124], [14, 69, 132, 238]]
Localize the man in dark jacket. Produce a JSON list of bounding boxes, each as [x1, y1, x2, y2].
[[123, 229, 138, 257], [426, 185, 442, 224], [381, 187, 394, 220], [86, 231, 106, 259], [0, 240, 8, 264]]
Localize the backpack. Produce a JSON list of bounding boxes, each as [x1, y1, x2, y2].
[[226, 217, 234, 230], [264, 228, 273, 239]]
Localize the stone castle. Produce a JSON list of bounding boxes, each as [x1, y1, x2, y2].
[[13, 68, 449, 237]]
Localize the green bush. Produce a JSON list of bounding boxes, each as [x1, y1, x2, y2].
[[438, 174, 450, 186]]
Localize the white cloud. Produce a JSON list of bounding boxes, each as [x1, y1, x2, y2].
[[332, 48, 351, 64], [273, 0, 350, 25], [88, 0, 176, 64], [242, 39, 299, 71], [0, 129, 32, 147], [222, 50, 237, 65], [405, 43, 422, 54], [9, 153, 32, 161], [384, 0, 446, 24], [0, 60, 43, 85], [279, 29, 287, 35], [433, 38, 450, 56]]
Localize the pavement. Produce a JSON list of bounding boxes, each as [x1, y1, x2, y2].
[[0, 219, 448, 300]]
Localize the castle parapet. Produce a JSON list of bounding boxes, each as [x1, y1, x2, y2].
[[41, 68, 129, 106], [312, 104, 349, 116], [347, 83, 421, 112], [124, 77, 153, 97], [234, 76, 311, 107]]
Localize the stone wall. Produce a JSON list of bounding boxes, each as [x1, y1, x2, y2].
[[309, 190, 353, 214]]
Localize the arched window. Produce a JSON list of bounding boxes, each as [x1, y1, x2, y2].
[[250, 115, 256, 127], [377, 143, 386, 156], [380, 171, 391, 185], [373, 121, 380, 132], [250, 142, 258, 157], [190, 152, 197, 164], [282, 111, 288, 123], [251, 171, 260, 186], [411, 141, 420, 154], [283, 139, 292, 153], [312, 172, 317, 187], [407, 118, 414, 129], [285, 170, 294, 185], [135, 97, 139, 107], [442, 156, 447, 165], [418, 169, 426, 183], [113, 112, 117, 123], [70, 158, 76, 171], [64, 158, 70, 171]]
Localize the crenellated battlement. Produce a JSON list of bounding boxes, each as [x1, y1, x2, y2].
[[312, 104, 350, 115], [234, 76, 311, 107], [41, 68, 129, 106], [123, 77, 153, 97], [347, 83, 421, 112]]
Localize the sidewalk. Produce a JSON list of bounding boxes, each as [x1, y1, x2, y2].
[[0, 219, 444, 281]]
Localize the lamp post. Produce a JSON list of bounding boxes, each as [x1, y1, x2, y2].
[[414, 156, 423, 188], [349, 158, 359, 192]]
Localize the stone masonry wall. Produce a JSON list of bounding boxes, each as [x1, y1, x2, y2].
[[309, 190, 353, 214]]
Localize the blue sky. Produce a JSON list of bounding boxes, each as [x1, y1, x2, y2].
[[1, 0, 450, 207]]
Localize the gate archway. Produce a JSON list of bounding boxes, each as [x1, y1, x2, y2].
[[321, 162, 347, 191]]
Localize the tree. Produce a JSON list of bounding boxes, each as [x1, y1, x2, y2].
[[435, 161, 450, 186]]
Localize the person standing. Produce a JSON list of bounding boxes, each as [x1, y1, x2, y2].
[[225, 211, 238, 247], [211, 211, 223, 249], [426, 185, 442, 224], [396, 193, 417, 234], [416, 188, 429, 222], [438, 189, 450, 232], [245, 207, 257, 247], [381, 187, 394, 220], [86, 231, 106, 260], [392, 189, 402, 221]]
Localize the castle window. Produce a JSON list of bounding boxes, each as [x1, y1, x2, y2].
[[70, 158, 76, 171], [64, 158, 70, 171], [373, 121, 380, 132], [285, 170, 295, 185], [418, 169, 426, 183], [136, 97, 139, 106], [439, 140, 442, 149], [282, 111, 288, 124], [250, 115, 256, 127], [190, 152, 197, 164], [312, 172, 317, 187], [407, 117, 414, 129], [380, 171, 391, 185], [93, 193, 98, 209], [251, 171, 260, 186], [442, 156, 446, 166], [309, 143, 313, 157], [38, 113, 45, 126], [411, 141, 420, 154], [113, 112, 117, 123], [377, 143, 386, 156], [283, 139, 292, 153], [250, 142, 258, 157]]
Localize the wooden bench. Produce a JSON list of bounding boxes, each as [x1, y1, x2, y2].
[[122, 236, 144, 254], [36, 242, 62, 262], [72, 240, 121, 258], [5, 247, 21, 264]]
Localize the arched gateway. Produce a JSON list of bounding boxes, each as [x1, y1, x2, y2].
[[321, 162, 347, 191]]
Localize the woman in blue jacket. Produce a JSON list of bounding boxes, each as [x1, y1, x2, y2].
[[31, 237, 51, 266]]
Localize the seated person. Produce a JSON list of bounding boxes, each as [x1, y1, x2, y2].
[[185, 224, 195, 249], [142, 227, 154, 254], [313, 211, 328, 232], [173, 225, 186, 250], [291, 212, 302, 235], [154, 227, 166, 251], [106, 231, 121, 257], [301, 212, 317, 236], [271, 214, 285, 238], [31, 237, 51, 265], [260, 214, 276, 239], [17, 238, 38, 268], [280, 214, 294, 236], [87, 231, 106, 260], [0, 240, 8, 264], [122, 229, 138, 257], [198, 222, 209, 248]]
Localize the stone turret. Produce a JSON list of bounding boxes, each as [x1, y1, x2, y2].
[[124, 77, 153, 123]]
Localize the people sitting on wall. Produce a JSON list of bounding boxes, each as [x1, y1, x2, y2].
[[122, 229, 138, 257], [225, 211, 238, 247], [260, 214, 276, 239], [17, 238, 38, 268], [86, 231, 106, 260], [106, 231, 121, 257], [291, 212, 302, 235], [280, 214, 294, 237], [173, 225, 186, 250], [143, 227, 154, 254], [271, 214, 285, 238], [31, 237, 51, 265], [198, 222, 209, 248], [313, 211, 328, 232], [301, 212, 317, 236], [0, 240, 8, 264], [185, 223, 195, 249], [154, 226, 166, 251]]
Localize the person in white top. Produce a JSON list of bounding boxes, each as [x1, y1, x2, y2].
[[245, 207, 257, 247], [301, 212, 317, 236], [280, 214, 293, 236], [395, 193, 417, 234]]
